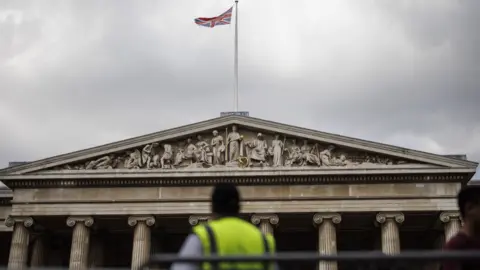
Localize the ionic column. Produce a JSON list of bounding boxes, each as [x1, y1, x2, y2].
[[30, 234, 47, 267], [376, 212, 404, 254], [251, 214, 279, 235], [440, 212, 461, 242], [67, 216, 94, 270], [313, 213, 341, 270], [128, 216, 156, 270], [188, 215, 211, 226], [5, 216, 34, 270]]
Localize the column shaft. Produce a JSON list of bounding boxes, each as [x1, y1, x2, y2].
[[313, 213, 341, 270], [8, 223, 30, 270], [69, 223, 90, 270], [376, 212, 404, 255], [67, 217, 94, 270], [129, 216, 155, 270], [440, 212, 461, 242], [131, 222, 151, 270], [381, 219, 400, 254], [318, 220, 337, 270], [30, 235, 46, 267], [445, 219, 461, 241], [259, 221, 273, 235]]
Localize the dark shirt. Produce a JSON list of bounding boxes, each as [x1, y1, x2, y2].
[[442, 232, 480, 270]]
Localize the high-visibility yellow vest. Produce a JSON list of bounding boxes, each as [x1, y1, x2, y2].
[[192, 216, 275, 270]]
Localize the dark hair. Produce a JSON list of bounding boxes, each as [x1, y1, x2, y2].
[[458, 185, 480, 218], [211, 183, 240, 215]]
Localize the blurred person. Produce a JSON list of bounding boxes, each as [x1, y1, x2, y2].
[[442, 185, 480, 270], [171, 183, 277, 270]]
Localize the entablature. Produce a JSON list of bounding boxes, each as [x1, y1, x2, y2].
[[0, 169, 472, 189]]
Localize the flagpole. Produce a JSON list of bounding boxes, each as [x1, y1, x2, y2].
[[234, 0, 239, 112]]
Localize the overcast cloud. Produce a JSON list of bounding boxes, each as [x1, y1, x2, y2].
[[0, 0, 479, 178]]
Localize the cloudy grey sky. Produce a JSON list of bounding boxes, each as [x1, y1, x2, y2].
[[0, 0, 479, 177]]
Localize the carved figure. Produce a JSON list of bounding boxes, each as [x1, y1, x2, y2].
[[86, 154, 117, 170], [285, 139, 302, 166], [211, 130, 225, 165], [300, 140, 321, 166], [124, 149, 142, 169], [245, 133, 268, 165], [160, 144, 173, 168], [271, 134, 285, 167], [331, 154, 358, 166], [185, 138, 197, 162], [319, 145, 336, 166], [364, 155, 393, 165], [174, 145, 185, 166], [227, 125, 242, 162], [142, 143, 159, 169], [195, 135, 211, 164]]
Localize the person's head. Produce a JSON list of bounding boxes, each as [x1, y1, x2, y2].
[[274, 134, 279, 140], [197, 134, 202, 140], [211, 183, 240, 216], [458, 185, 480, 225], [213, 130, 218, 136], [232, 125, 237, 131]]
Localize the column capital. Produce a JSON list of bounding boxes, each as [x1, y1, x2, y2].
[[66, 216, 94, 228], [251, 214, 279, 226], [440, 211, 461, 223], [313, 213, 341, 226], [128, 216, 155, 227], [376, 212, 404, 224], [188, 215, 211, 226], [5, 216, 34, 228]]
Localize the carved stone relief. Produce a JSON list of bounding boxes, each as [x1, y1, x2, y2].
[[50, 125, 418, 171]]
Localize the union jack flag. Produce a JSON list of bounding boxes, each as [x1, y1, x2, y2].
[[194, 7, 233, 28]]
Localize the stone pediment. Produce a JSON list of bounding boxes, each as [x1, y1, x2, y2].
[[0, 115, 477, 177]]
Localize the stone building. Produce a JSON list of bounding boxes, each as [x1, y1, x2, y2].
[[0, 115, 477, 270]]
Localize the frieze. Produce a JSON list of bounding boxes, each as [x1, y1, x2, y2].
[[47, 125, 421, 172]]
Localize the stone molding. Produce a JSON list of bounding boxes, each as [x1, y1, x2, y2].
[[376, 212, 405, 224], [1, 173, 471, 189], [313, 213, 342, 226], [4, 216, 34, 228], [128, 216, 156, 227], [188, 215, 211, 226], [251, 214, 279, 226], [439, 211, 461, 223], [66, 216, 94, 227]]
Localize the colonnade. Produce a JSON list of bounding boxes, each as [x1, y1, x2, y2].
[[4, 211, 461, 270]]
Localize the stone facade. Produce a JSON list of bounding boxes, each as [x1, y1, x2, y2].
[[0, 115, 477, 270]]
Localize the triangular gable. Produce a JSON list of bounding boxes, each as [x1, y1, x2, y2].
[[0, 115, 477, 176]]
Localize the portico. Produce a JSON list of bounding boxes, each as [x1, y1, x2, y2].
[[0, 115, 477, 270]]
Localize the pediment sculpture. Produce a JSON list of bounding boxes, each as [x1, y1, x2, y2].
[[50, 125, 416, 171]]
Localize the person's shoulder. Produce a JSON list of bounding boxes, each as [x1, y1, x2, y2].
[[444, 232, 470, 250]]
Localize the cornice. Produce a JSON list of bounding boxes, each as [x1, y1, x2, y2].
[[1, 172, 471, 189], [1, 115, 477, 175], [0, 167, 475, 180]]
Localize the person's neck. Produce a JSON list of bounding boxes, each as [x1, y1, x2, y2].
[[462, 221, 480, 237]]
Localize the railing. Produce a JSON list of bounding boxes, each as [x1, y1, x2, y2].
[[146, 251, 480, 270]]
